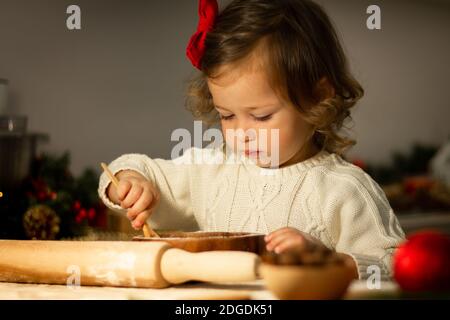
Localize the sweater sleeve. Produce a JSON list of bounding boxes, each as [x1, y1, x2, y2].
[[97, 150, 200, 231], [314, 168, 406, 280]]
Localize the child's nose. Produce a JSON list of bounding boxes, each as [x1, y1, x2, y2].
[[236, 131, 256, 145], [236, 125, 257, 141]]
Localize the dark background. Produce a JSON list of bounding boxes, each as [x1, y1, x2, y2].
[[0, 0, 448, 175]]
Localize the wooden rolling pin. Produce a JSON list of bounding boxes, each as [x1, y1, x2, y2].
[[0, 240, 260, 288]]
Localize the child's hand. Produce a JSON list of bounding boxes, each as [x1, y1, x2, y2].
[[264, 227, 327, 254], [265, 227, 360, 279], [107, 170, 160, 230]]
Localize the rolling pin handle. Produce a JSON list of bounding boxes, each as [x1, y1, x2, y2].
[[160, 248, 261, 284]]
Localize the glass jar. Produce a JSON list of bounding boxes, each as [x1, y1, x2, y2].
[[0, 115, 27, 134]]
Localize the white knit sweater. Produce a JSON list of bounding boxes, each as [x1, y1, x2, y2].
[[98, 144, 405, 280]]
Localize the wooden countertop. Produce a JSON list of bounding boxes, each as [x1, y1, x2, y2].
[[0, 280, 399, 300]]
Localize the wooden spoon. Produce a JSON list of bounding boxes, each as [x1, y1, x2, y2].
[[100, 162, 160, 238]]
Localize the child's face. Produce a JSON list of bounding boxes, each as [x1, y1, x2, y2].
[[207, 65, 317, 168]]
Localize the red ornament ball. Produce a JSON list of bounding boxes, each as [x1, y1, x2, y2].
[[394, 230, 450, 292]]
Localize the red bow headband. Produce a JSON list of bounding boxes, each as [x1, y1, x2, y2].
[[186, 0, 219, 70]]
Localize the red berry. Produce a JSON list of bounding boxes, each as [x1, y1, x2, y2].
[[78, 209, 87, 219], [37, 191, 47, 201], [73, 201, 81, 211], [88, 208, 96, 220]]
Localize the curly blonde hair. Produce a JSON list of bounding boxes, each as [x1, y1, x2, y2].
[[185, 0, 364, 155]]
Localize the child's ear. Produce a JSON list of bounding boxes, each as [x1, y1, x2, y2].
[[314, 77, 336, 101]]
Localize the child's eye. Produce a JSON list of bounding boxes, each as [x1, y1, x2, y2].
[[254, 114, 273, 122], [220, 114, 235, 121]]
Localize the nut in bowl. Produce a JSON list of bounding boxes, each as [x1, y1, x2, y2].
[[260, 246, 356, 300]]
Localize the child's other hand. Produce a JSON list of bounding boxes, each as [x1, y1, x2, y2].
[[264, 227, 327, 254], [265, 227, 359, 279], [107, 170, 160, 230]]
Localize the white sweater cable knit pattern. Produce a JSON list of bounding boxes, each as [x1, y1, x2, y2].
[[98, 144, 405, 280]]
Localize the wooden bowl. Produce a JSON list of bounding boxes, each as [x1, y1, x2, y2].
[[133, 231, 266, 254], [260, 262, 354, 299]]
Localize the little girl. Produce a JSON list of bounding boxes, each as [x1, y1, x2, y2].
[[98, 0, 405, 280]]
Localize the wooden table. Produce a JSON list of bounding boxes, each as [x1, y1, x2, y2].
[[0, 280, 399, 300]]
